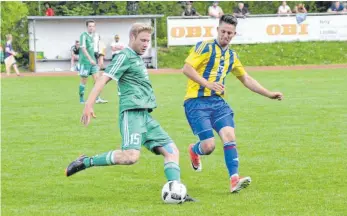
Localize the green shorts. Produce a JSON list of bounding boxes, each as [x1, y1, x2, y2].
[[78, 64, 99, 77], [119, 109, 173, 154]]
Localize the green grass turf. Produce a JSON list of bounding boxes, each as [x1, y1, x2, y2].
[[158, 41, 347, 68], [2, 68, 347, 215]]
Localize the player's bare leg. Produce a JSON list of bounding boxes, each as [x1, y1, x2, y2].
[[70, 56, 75, 71], [219, 126, 251, 193], [13, 64, 21, 76], [98, 55, 105, 70], [189, 137, 216, 172], [156, 143, 197, 202], [65, 149, 141, 176]]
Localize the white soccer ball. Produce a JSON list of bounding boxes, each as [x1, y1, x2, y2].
[[161, 181, 187, 204]]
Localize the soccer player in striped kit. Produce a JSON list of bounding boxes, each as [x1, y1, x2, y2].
[[183, 14, 283, 193]]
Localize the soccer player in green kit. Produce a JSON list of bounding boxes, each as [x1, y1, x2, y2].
[[78, 19, 107, 104], [65, 23, 195, 202]]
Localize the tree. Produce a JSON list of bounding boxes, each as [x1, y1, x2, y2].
[[1, 2, 29, 65]]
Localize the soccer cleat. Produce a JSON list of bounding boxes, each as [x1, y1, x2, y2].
[[185, 194, 198, 202], [65, 155, 89, 177], [230, 175, 251, 193], [96, 98, 108, 104], [188, 144, 202, 172]]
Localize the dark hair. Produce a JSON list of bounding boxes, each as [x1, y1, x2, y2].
[[85, 19, 95, 27], [75, 40, 79, 43], [219, 14, 238, 27]]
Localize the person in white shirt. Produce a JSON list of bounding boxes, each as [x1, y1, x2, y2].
[[93, 32, 100, 61], [208, 1, 224, 18], [278, 1, 292, 14], [111, 34, 125, 59]]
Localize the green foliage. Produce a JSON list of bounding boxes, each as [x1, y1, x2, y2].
[[58, 3, 95, 16], [1, 2, 29, 65], [158, 41, 347, 68]]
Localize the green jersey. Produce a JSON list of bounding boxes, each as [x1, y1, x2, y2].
[[79, 32, 96, 65], [104, 47, 157, 113]]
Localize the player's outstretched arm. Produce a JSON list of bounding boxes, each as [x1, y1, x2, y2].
[[183, 64, 224, 92], [237, 73, 283, 100], [81, 76, 111, 126]]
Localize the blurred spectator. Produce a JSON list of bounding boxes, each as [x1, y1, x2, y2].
[[70, 40, 80, 72], [233, 2, 250, 18], [278, 1, 292, 14], [4, 34, 21, 76], [327, 1, 346, 12], [182, 1, 200, 16], [98, 36, 106, 70], [127, 1, 139, 15], [208, 1, 224, 18], [44, 2, 55, 16], [111, 34, 125, 59], [293, 3, 307, 13], [293, 3, 307, 24], [93, 32, 100, 65]]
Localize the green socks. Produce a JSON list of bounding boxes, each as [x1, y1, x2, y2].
[[83, 151, 115, 168], [164, 162, 181, 181], [79, 84, 85, 98]]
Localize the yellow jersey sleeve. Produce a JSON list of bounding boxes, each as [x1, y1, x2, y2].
[[231, 52, 246, 77], [185, 42, 210, 69]]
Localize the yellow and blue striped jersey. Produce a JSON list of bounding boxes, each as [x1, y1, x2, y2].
[[184, 39, 246, 100]]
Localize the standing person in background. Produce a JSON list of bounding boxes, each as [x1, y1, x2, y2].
[[293, 3, 307, 13], [278, 1, 292, 14], [70, 40, 80, 72], [98, 36, 106, 71], [293, 3, 308, 24], [44, 2, 55, 16], [93, 32, 100, 66], [78, 20, 107, 104], [208, 1, 224, 18], [4, 34, 21, 76], [111, 34, 125, 59], [233, 2, 250, 18], [182, 1, 201, 16], [327, 1, 346, 12]]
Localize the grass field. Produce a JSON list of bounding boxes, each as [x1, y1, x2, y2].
[[159, 41, 347, 68], [2, 68, 347, 216]]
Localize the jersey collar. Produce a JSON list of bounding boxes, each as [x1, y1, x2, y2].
[[126, 46, 140, 56], [214, 39, 229, 52]]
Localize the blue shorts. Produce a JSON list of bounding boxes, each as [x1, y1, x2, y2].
[[184, 96, 235, 140]]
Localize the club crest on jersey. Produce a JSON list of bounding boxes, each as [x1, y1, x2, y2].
[[218, 65, 224, 73]]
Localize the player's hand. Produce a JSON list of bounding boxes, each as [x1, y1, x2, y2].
[[81, 105, 96, 126], [206, 82, 224, 92], [269, 92, 283, 101], [90, 60, 96, 65]]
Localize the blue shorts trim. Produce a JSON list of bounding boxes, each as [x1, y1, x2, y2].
[[184, 96, 235, 138], [196, 129, 214, 140]]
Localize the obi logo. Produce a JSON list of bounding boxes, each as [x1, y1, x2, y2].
[[266, 24, 308, 35], [170, 26, 214, 38]]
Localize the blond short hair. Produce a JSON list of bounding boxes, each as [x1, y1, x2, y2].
[[6, 34, 12, 40], [130, 23, 153, 38]]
